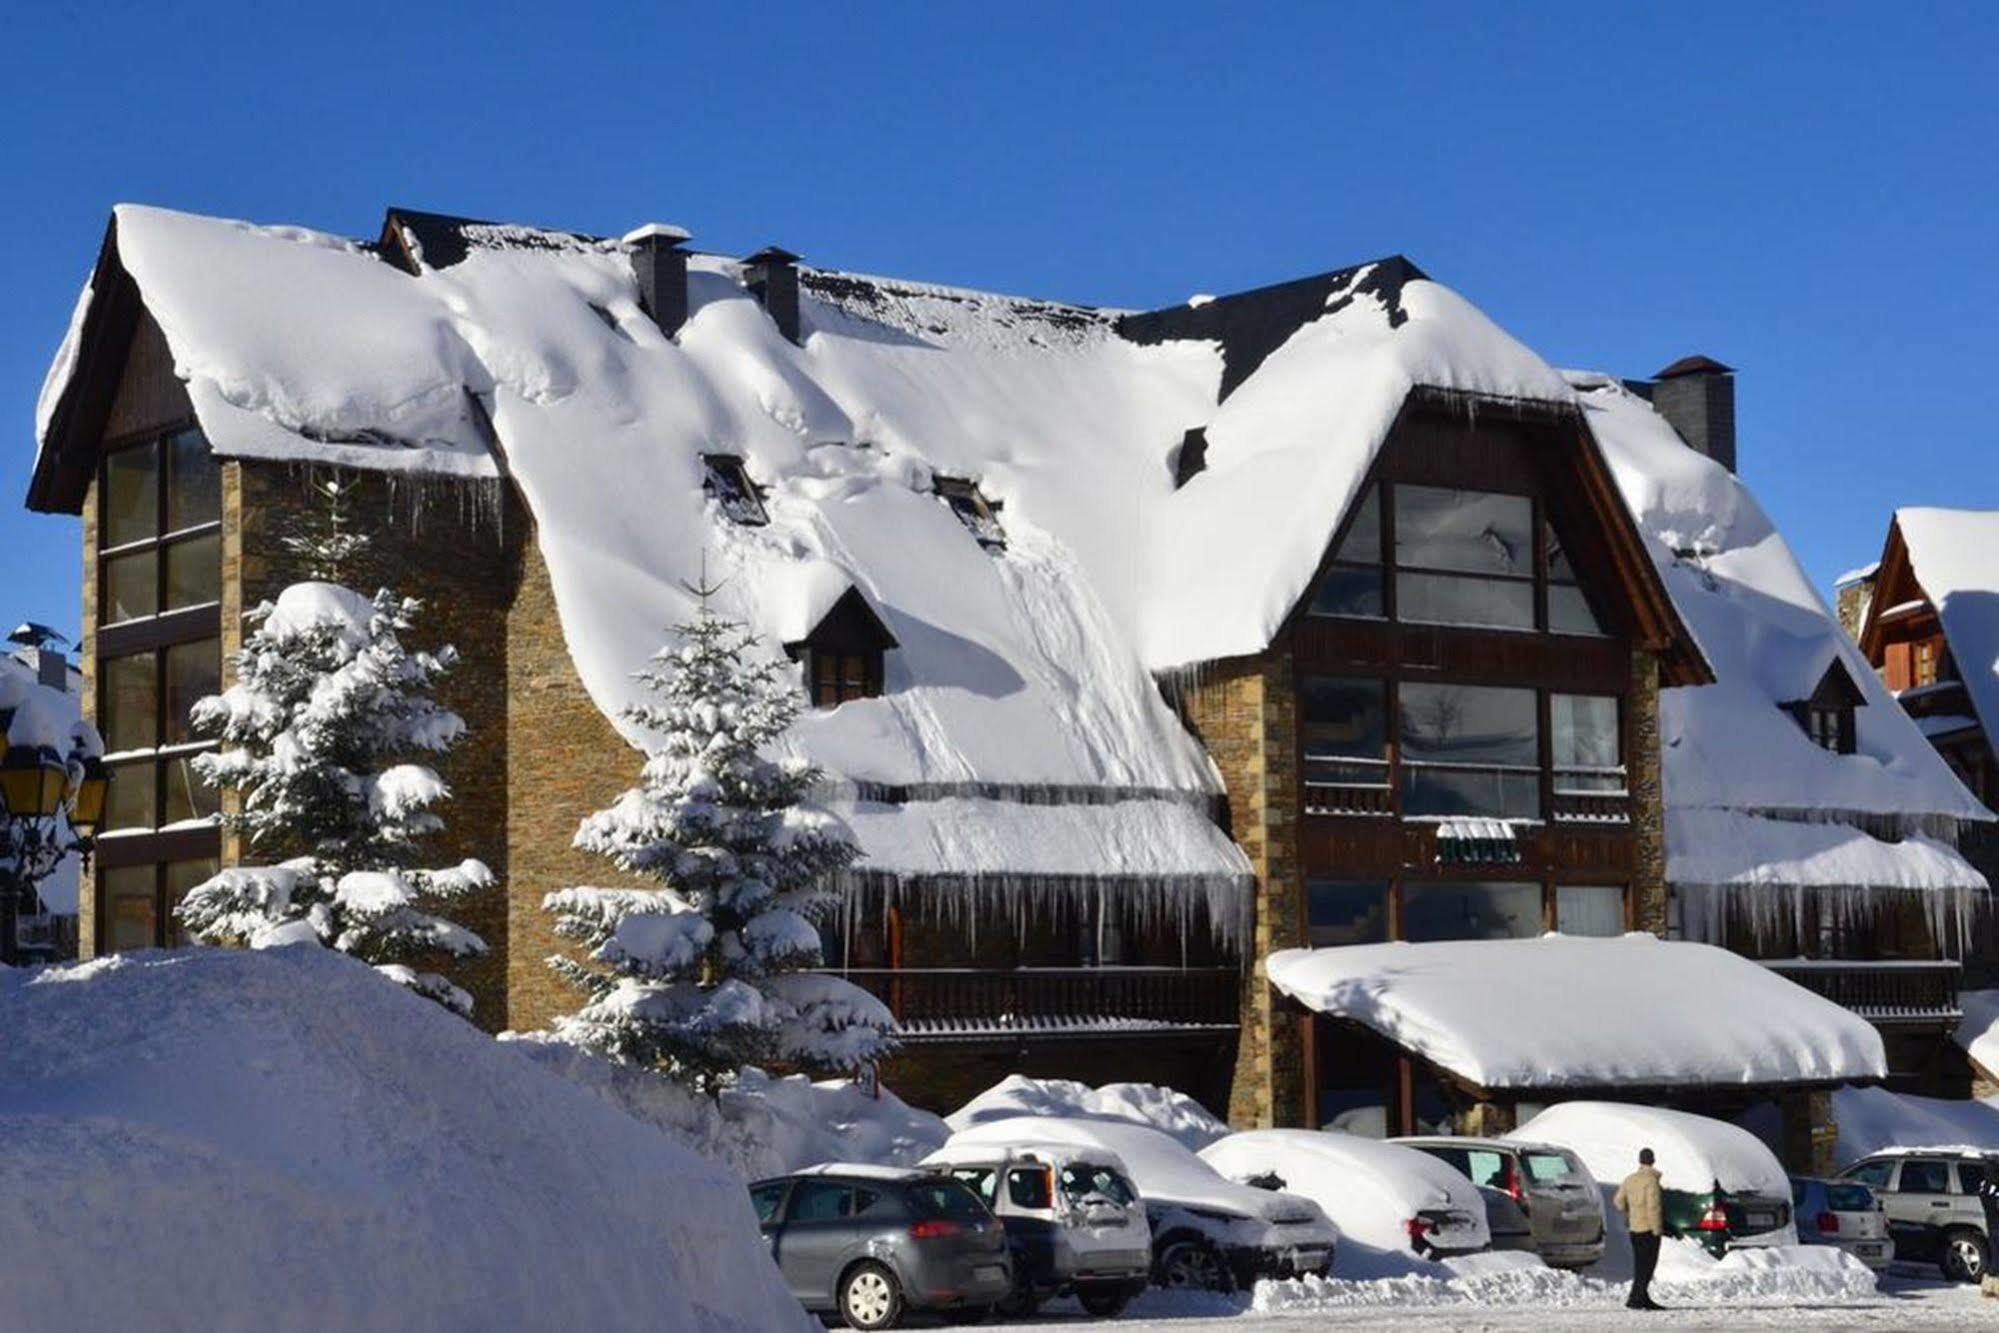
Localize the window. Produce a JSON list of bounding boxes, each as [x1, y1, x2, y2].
[[1897, 1160, 1950, 1194], [1807, 708, 1843, 751], [1556, 885, 1627, 937], [1006, 1167, 1053, 1209], [1552, 694, 1624, 795], [701, 454, 768, 525], [1957, 1162, 1987, 1195], [788, 1181, 857, 1221], [1394, 485, 1536, 631], [1306, 880, 1390, 946], [100, 640, 222, 832], [1460, 1149, 1511, 1191], [933, 476, 1005, 548], [811, 651, 881, 707], [1545, 524, 1606, 636], [952, 1167, 998, 1207], [1400, 683, 1540, 819], [1915, 640, 1938, 687], [1310, 486, 1384, 618], [1403, 881, 1542, 942], [1301, 676, 1389, 812], [905, 1180, 990, 1223], [1843, 1160, 1892, 1189], [1060, 1165, 1136, 1207], [749, 1183, 787, 1225], [1523, 1152, 1584, 1185], [99, 429, 221, 627]]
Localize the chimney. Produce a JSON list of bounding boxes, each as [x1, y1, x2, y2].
[[623, 223, 692, 338], [7, 623, 70, 692], [743, 246, 802, 344], [1650, 355, 1737, 472]]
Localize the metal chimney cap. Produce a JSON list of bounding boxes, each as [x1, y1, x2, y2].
[[1654, 354, 1734, 380], [621, 223, 691, 247], [7, 623, 68, 650], [744, 245, 801, 267]]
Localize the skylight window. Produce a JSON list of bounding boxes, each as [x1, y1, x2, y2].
[[701, 454, 768, 526], [933, 476, 1005, 549]]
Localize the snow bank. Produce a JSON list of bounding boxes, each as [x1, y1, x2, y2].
[[1898, 507, 1999, 767], [514, 1038, 947, 1180], [0, 948, 808, 1332], [1257, 1241, 1878, 1312], [1267, 934, 1885, 1091], [1956, 989, 1999, 1078], [1513, 1102, 1792, 1200], [945, 1075, 1229, 1150]]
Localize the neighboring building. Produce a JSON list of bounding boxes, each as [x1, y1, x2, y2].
[[26, 205, 1988, 1139]]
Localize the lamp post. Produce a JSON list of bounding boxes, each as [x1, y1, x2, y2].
[[0, 742, 106, 966]]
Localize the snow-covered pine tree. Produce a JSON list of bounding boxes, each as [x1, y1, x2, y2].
[[544, 600, 895, 1090], [175, 474, 494, 1015]]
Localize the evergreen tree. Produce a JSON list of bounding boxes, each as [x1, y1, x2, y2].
[[176, 475, 494, 1014], [544, 600, 895, 1089]]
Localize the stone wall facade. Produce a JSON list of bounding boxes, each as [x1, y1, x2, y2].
[[1629, 649, 1669, 936], [1177, 654, 1307, 1130]]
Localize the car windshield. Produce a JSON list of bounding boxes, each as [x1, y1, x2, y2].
[[905, 1178, 991, 1223], [1824, 1182, 1873, 1211], [1060, 1164, 1137, 1207], [1522, 1152, 1582, 1185]]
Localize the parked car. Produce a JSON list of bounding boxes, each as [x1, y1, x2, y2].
[[1791, 1176, 1893, 1272], [921, 1139, 1152, 1318], [1838, 1148, 1999, 1282], [747, 1164, 1011, 1329], [944, 1115, 1337, 1291], [1201, 1129, 1489, 1263], [1396, 1135, 1606, 1269], [1511, 1103, 1794, 1256]]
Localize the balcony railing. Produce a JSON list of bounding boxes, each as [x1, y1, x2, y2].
[[829, 967, 1240, 1043], [1760, 959, 1963, 1026]]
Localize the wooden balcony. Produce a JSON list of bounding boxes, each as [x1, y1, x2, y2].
[[830, 967, 1241, 1043], [1760, 959, 1963, 1027]]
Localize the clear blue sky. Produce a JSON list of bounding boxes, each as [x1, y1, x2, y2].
[[4, 2, 1993, 642]]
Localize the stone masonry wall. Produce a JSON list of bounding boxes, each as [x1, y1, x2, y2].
[[1178, 653, 1306, 1129], [1629, 649, 1668, 936]]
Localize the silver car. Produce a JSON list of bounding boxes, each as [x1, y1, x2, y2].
[[1792, 1176, 1892, 1271], [1396, 1136, 1606, 1269], [749, 1165, 1011, 1329], [1840, 1149, 1998, 1282]]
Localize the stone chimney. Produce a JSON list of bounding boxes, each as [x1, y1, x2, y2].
[[623, 224, 692, 338], [1650, 355, 1737, 473], [7, 624, 70, 692], [743, 246, 802, 344]]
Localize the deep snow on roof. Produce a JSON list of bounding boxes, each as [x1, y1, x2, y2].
[[1266, 934, 1887, 1092], [1894, 507, 1999, 765]]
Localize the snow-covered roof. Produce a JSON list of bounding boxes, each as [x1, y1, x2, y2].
[[1266, 934, 1886, 1092], [1566, 373, 1991, 904], [1893, 507, 1999, 764]]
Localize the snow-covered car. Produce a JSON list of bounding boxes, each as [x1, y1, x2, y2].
[[1792, 1176, 1893, 1273], [1512, 1103, 1796, 1255], [922, 1139, 1152, 1318], [1201, 1130, 1489, 1264], [943, 1116, 1337, 1291], [1395, 1136, 1605, 1268]]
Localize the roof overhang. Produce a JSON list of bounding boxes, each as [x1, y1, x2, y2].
[[29, 214, 135, 515]]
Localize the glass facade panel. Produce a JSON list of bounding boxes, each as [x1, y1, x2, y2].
[[1557, 885, 1626, 937], [1403, 766, 1542, 819], [1404, 881, 1542, 942], [165, 429, 221, 531], [103, 865, 157, 953], [101, 653, 157, 754], [1395, 571, 1535, 629], [1332, 486, 1381, 564], [1302, 677, 1387, 758], [1553, 692, 1622, 792], [1401, 684, 1538, 766], [105, 759, 154, 831], [1395, 486, 1533, 576], [1545, 522, 1575, 581], [1310, 566, 1384, 619], [102, 443, 158, 547], [1306, 880, 1390, 946], [104, 550, 158, 624], [163, 857, 220, 947], [161, 754, 219, 825], [163, 639, 220, 746], [1549, 583, 1604, 635], [165, 533, 222, 610]]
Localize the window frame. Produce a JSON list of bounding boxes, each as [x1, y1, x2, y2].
[[98, 428, 223, 629]]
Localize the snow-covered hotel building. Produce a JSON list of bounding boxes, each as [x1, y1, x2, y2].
[[28, 206, 1991, 1150]]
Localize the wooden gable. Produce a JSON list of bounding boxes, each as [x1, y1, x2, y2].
[[783, 586, 898, 658]]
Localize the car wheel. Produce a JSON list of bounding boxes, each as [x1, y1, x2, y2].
[[1077, 1281, 1136, 1318], [1154, 1235, 1230, 1292], [1940, 1228, 1986, 1284], [839, 1261, 905, 1330]]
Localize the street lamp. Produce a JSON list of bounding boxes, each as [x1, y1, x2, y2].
[[0, 738, 105, 966]]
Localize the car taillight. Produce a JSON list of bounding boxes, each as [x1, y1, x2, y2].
[[1405, 1216, 1436, 1247], [1696, 1202, 1730, 1232], [1503, 1162, 1526, 1205], [909, 1219, 965, 1240], [1816, 1211, 1838, 1234]]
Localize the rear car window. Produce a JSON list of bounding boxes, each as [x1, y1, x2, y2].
[[1007, 1168, 1053, 1209], [1898, 1160, 1951, 1194], [1462, 1149, 1510, 1190], [1061, 1164, 1137, 1207], [1523, 1152, 1582, 1185], [789, 1181, 858, 1221], [1418, 1146, 1471, 1178], [749, 1183, 786, 1225], [1824, 1182, 1874, 1212], [906, 1178, 991, 1223]]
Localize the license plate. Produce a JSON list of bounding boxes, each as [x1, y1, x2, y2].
[[1855, 1242, 1888, 1257], [1744, 1213, 1774, 1230], [974, 1265, 1005, 1283]]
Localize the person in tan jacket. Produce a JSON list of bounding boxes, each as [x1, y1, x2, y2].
[[1613, 1148, 1666, 1311]]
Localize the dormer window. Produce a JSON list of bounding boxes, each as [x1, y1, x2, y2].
[[783, 586, 899, 710], [1785, 660, 1864, 755], [702, 454, 768, 526], [933, 475, 1004, 549]]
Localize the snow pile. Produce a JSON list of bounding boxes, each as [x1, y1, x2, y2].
[[1258, 1242, 1878, 1311], [945, 1075, 1229, 1150], [1897, 507, 1999, 765], [1514, 1102, 1792, 1201], [1956, 989, 1999, 1077], [1829, 1086, 1999, 1165], [0, 947, 807, 1332], [1267, 934, 1886, 1090], [514, 1040, 947, 1179]]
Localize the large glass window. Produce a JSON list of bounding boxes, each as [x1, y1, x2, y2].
[[1306, 880, 1390, 946], [1400, 683, 1541, 819], [98, 639, 221, 833], [1551, 693, 1623, 794], [1546, 524, 1606, 636], [99, 429, 221, 626], [1403, 881, 1542, 942], [1557, 885, 1627, 937], [103, 865, 158, 953], [1310, 487, 1384, 618], [1301, 676, 1389, 810]]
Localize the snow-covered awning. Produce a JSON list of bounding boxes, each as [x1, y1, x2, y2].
[[1430, 817, 1521, 866], [1266, 934, 1887, 1093]]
